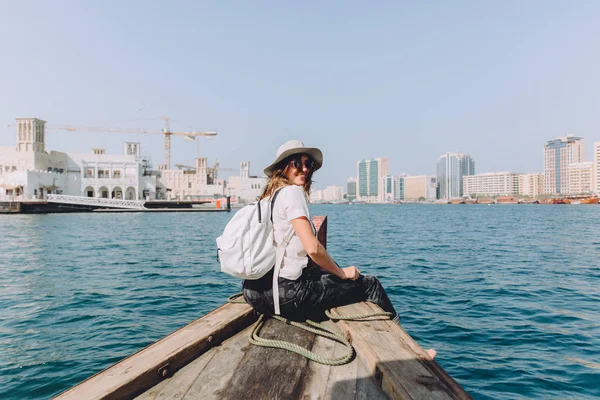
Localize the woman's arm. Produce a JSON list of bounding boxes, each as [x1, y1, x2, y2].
[[290, 217, 360, 280]]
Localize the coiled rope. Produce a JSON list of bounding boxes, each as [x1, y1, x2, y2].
[[227, 293, 391, 365]]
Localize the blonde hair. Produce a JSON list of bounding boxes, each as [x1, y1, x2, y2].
[[259, 155, 313, 201]]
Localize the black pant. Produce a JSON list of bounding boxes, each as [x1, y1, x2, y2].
[[242, 267, 398, 321]]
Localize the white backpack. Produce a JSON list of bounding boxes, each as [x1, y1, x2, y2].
[[216, 190, 294, 314]]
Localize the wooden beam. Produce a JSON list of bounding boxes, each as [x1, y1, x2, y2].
[[331, 302, 472, 400], [53, 302, 257, 400]]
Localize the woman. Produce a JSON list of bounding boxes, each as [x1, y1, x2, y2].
[[242, 140, 400, 324]]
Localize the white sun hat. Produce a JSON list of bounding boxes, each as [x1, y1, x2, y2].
[[263, 140, 323, 177]]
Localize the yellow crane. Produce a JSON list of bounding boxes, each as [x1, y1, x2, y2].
[[10, 116, 217, 169]]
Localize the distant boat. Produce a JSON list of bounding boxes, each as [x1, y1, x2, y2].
[[477, 198, 494, 205], [449, 199, 466, 204], [580, 196, 599, 204], [519, 199, 539, 204], [495, 196, 519, 204]]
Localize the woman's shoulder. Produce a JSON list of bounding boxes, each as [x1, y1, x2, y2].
[[278, 185, 306, 199]]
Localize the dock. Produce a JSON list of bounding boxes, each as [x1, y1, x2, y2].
[[0, 197, 231, 214], [53, 216, 471, 400]]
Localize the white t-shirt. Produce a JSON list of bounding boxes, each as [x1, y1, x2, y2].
[[272, 185, 310, 280]]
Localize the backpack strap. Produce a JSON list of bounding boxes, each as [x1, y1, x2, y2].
[[272, 225, 295, 315]]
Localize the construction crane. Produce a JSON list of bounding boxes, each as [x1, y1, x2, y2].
[[10, 116, 217, 169]]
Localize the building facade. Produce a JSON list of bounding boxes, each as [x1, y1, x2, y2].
[[357, 158, 389, 203], [463, 172, 520, 197], [567, 162, 594, 195], [437, 152, 475, 199], [160, 157, 225, 200], [594, 142, 600, 194], [383, 174, 404, 202], [518, 173, 545, 197], [544, 135, 585, 195], [346, 177, 357, 202], [403, 175, 437, 201], [226, 162, 267, 204], [0, 118, 160, 200]]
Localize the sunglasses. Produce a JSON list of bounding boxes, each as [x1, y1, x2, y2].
[[290, 157, 314, 171]]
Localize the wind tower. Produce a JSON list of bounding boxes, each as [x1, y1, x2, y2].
[[16, 118, 46, 153]]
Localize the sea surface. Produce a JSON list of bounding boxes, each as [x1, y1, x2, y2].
[[1, 205, 599, 399]]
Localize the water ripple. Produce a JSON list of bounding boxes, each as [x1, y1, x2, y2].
[[0, 205, 599, 399]]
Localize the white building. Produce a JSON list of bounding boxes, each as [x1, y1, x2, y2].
[[357, 157, 389, 203], [309, 186, 343, 203], [323, 185, 343, 202], [544, 135, 585, 195], [404, 175, 437, 201], [568, 162, 594, 195], [159, 157, 225, 200], [0, 118, 158, 200], [463, 172, 521, 197], [226, 162, 267, 204], [518, 173, 545, 197], [594, 142, 600, 194], [382, 174, 404, 202]]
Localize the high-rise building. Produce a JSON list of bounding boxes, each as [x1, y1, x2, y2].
[[403, 175, 437, 201], [463, 172, 520, 197], [568, 162, 594, 195], [346, 177, 357, 201], [594, 142, 600, 194], [544, 135, 585, 194], [436, 152, 475, 199], [383, 174, 404, 202], [519, 173, 545, 198], [357, 158, 389, 203]]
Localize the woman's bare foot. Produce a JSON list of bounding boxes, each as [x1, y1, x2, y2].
[[426, 348, 437, 359]]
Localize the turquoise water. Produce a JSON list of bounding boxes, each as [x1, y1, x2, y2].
[[1, 205, 599, 399]]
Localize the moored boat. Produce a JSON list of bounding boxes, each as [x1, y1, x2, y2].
[[580, 196, 599, 204], [495, 196, 519, 204]]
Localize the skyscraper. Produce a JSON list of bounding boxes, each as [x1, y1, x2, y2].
[[383, 174, 404, 202], [436, 152, 475, 199], [357, 158, 389, 203], [346, 177, 357, 202], [544, 135, 585, 195]]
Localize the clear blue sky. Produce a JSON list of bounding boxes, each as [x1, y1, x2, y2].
[[1, 1, 599, 188]]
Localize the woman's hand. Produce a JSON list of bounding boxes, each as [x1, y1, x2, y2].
[[341, 266, 360, 280]]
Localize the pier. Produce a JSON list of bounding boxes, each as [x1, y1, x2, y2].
[[53, 215, 470, 400], [0, 195, 231, 214]]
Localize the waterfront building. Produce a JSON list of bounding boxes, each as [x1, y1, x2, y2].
[[357, 157, 389, 203], [404, 175, 437, 201], [594, 142, 600, 194], [567, 162, 594, 195], [544, 135, 585, 195], [0, 118, 159, 200], [436, 152, 475, 199], [323, 185, 343, 203], [346, 177, 357, 202], [310, 189, 324, 203], [383, 174, 404, 202], [226, 162, 267, 204], [518, 173, 545, 198], [463, 172, 520, 197], [310, 186, 344, 203]]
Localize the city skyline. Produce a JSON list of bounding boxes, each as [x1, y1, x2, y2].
[[2, 2, 600, 190]]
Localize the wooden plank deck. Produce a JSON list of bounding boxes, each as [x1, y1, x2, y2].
[[132, 302, 470, 400]]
